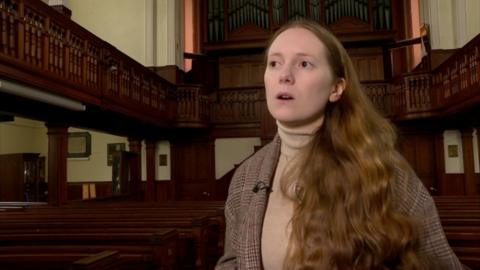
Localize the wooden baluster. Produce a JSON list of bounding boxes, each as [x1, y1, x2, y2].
[[195, 89, 200, 120], [57, 30, 61, 74], [91, 49, 95, 86], [419, 77, 425, 108], [409, 78, 415, 110], [36, 18, 42, 67], [187, 89, 192, 118], [414, 78, 419, 109], [120, 70, 125, 97], [182, 89, 187, 118], [464, 55, 468, 90], [470, 49, 476, 84], [72, 42, 76, 80], [8, 9, 14, 56], [452, 61, 458, 94], [31, 20, 37, 65], [417, 77, 422, 108], [24, 16, 30, 62], [51, 27, 56, 72], [66, 34, 71, 79], [90, 50, 94, 86], [420, 76, 429, 108], [187, 89, 191, 118], [85, 48, 89, 84], [442, 69, 448, 99], [178, 89, 183, 118], [473, 46, 480, 83], [69, 40, 74, 80], [1, 10, 6, 53], [94, 53, 98, 86], [48, 28, 52, 71], [75, 40, 82, 82], [76, 41, 80, 82]]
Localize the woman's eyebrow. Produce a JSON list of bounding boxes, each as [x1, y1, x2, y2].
[[268, 52, 316, 58], [267, 52, 282, 58]]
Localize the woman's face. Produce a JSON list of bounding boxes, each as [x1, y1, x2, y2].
[[264, 27, 344, 128]]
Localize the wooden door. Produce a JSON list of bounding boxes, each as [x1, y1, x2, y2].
[[171, 139, 215, 200]]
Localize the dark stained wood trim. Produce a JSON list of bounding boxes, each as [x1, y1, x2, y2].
[[462, 128, 479, 195], [145, 140, 157, 201], [127, 138, 142, 198], [46, 123, 69, 205], [435, 131, 447, 195]]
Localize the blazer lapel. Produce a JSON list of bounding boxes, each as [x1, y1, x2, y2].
[[243, 136, 281, 269]]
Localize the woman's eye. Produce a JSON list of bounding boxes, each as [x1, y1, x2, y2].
[[268, 61, 278, 68], [300, 61, 312, 68]]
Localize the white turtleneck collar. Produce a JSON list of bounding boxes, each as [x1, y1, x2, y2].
[[276, 117, 323, 158]]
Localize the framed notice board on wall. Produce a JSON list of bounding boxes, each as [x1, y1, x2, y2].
[[68, 132, 91, 158]]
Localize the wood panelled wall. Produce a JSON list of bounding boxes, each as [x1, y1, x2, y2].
[[219, 54, 265, 89], [218, 50, 384, 90], [397, 129, 438, 194], [348, 47, 384, 81], [171, 139, 216, 200]]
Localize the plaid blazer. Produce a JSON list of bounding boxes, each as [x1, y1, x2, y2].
[[215, 136, 464, 270]]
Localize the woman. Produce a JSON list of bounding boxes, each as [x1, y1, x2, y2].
[[216, 19, 463, 270]]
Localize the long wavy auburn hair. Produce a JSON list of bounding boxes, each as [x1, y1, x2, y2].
[[264, 20, 435, 270]]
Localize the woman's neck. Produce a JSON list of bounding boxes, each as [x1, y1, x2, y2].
[[277, 118, 323, 158]]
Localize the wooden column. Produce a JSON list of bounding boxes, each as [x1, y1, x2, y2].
[[434, 131, 447, 195], [477, 128, 480, 192], [127, 137, 142, 198], [46, 123, 69, 206], [461, 128, 478, 195], [145, 140, 157, 201]]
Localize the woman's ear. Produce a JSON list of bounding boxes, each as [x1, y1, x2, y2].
[[329, 78, 346, 102]]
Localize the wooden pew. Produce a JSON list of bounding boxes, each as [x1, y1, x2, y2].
[[0, 250, 121, 270], [0, 200, 226, 270], [71, 250, 121, 270], [0, 229, 178, 270], [22, 200, 225, 268], [434, 196, 480, 270]]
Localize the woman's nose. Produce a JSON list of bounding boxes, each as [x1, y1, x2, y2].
[[279, 67, 294, 84]]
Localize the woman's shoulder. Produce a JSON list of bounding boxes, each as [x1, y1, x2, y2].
[[228, 137, 281, 192], [236, 136, 280, 174], [391, 153, 433, 216]]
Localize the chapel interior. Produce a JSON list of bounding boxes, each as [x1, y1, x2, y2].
[[0, 0, 479, 269]]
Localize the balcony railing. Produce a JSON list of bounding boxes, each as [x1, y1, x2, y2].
[[176, 85, 210, 127], [210, 87, 261, 125], [1, 0, 479, 132], [0, 0, 175, 126]]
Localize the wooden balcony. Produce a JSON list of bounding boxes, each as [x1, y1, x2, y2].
[[362, 32, 480, 121], [1, 0, 479, 137], [0, 0, 177, 132]]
